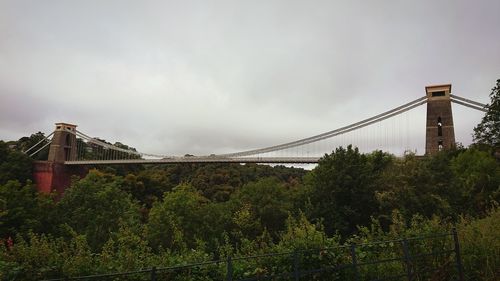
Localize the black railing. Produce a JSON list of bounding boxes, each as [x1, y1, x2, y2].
[[42, 228, 465, 281]]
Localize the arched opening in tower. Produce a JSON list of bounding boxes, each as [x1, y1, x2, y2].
[[64, 134, 71, 161], [437, 116, 443, 137]]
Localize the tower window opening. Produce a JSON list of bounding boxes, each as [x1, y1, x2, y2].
[[438, 140, 443, 151], [432, 91, 445, 97], [437, 117, 443, 137], [64, 134, 73, 161]]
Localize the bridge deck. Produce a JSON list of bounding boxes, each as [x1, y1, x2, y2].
[[64, 157, 321, 165]]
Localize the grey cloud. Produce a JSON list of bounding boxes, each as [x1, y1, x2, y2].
[[1, 0, 499, 155]]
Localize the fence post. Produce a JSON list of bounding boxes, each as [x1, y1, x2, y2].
[[402, 239, 413, 281], [150, 266, 157, 281], [350, 244, 360, 281], [226, 256, 233, 281], [293, 251, 300, 281], [452, 228, 465, 281]]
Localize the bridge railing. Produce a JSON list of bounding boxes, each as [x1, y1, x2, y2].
[[41, 229, 464, 281]]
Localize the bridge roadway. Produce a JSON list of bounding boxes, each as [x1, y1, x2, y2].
[[64, 156, 321, 165]]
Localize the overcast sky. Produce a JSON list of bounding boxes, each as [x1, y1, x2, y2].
[[1, 0, 499, 156]]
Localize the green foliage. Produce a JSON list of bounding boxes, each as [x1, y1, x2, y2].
[[146, 184, 212, 252], [375, 152, 454, 222], [99, 223, 154, 273], [0, 141, 32, 185], [141, 163, 306, 202], [0, 231, 94, 280], [277, 213, 339, 252], [0, 181, 55, 239], [450, 148, 500, 216], [56, 170, 141, 250], [458, 207, 500, 281], [346, 213, 453, 280], [229, 178, 294, 238], [230, 203, 262, 242], [1, 233, 66, 280], [309, 146, 393, 236], [16, 132, 50, 161], [60, 232, 94, 277], [474, 79, 500, 149], [134, 168, 175, 206]]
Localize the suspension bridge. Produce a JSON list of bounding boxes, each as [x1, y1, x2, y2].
[[26, 84, 486, 166], [25, 84, 488, 193]]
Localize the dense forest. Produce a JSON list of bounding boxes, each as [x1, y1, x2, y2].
[[1, 80, 499, 280]]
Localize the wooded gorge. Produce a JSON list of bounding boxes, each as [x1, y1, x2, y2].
[[1, 143, 499, 280], [1, 80, 499, 280]]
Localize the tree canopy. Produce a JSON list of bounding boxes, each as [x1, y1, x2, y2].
[[0, 141, 32, 185], [474, 79, 500, 149], [308, 146, 393, 236]]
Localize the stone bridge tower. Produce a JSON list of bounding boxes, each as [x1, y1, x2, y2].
[[48, 123, 78, 162], [425, 84, 456, 154], [33, 123, 86, 195]]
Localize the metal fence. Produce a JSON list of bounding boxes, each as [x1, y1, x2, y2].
[[42, 228, 464, 281]]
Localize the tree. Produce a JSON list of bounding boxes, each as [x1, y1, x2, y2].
[[146, 184, 213, 252], [474, 79, 500, 149], [99, 223, 154, 272], [0, 181, 44, 238], [375, 152, 455, 223], [55, 170, 141, 251], [0, 231, 95, 280], [308, 146, 392, 236], [276, 213, 339, 252], [0, 141, 32, 185], [229, 178, 294, 238], [16, 132, 50, 160], [450, 148, 500, 216]]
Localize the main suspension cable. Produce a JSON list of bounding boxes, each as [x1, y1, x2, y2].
[[23, 132, 54, 154], [219, 96, 427, 157]]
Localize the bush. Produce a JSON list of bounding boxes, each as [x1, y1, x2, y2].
[[458, 207, 500, 281]]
